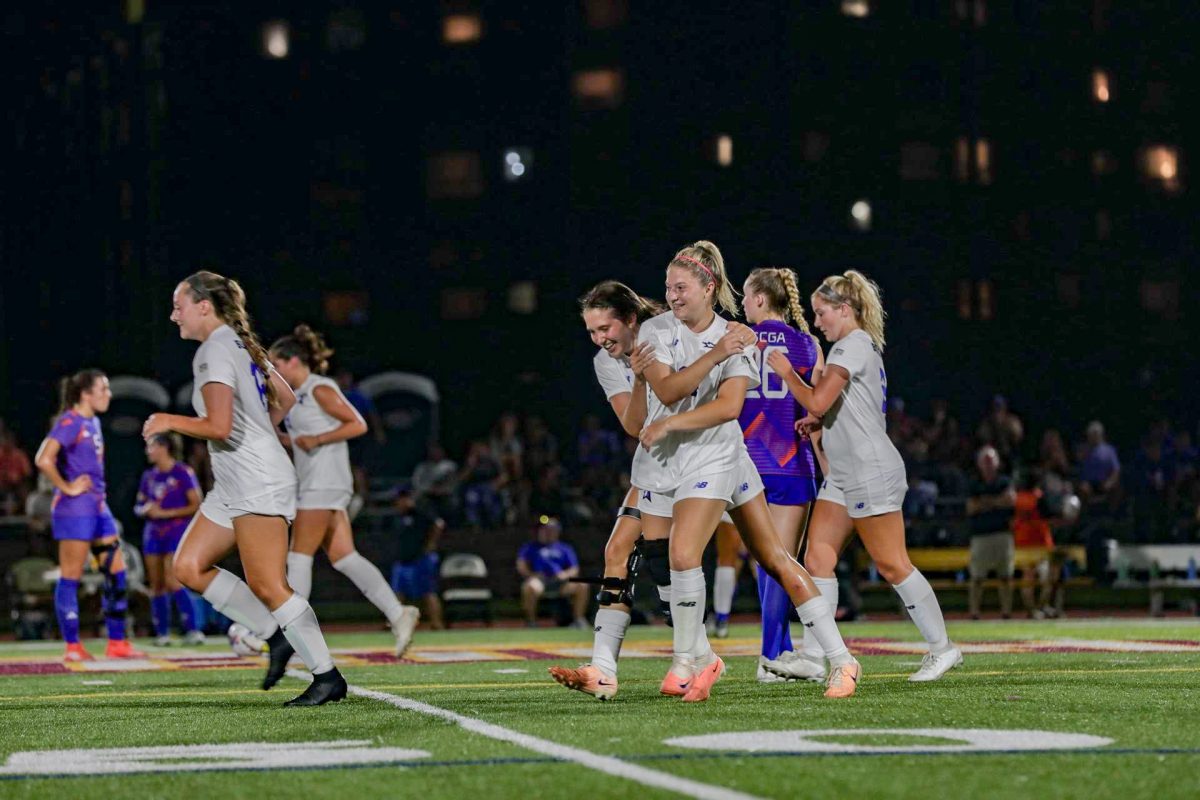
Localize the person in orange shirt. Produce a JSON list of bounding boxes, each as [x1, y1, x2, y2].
[[1012, 470, 1058, 618]]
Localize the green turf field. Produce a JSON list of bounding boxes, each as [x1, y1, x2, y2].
[[1, 618, 1198, 799]]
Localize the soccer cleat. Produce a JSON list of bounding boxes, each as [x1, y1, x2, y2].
[[682, 655, 725, 702], [761, 650, 826, 683], [105, 639, 146, 659], [183, 630, 208, 646], [756, 655, 796, 683], [284, 667, 348, 707], [660, 657, 695, 697], [153, 635, 173, 648], [548, 664, 618, 701], [714, 618, 730, 639], [391, 605, 420, 658], [63, 642, 94, 663], [262, 629, 295, 691], [823, 659, 861, 698], [909, 646, 963, 682]]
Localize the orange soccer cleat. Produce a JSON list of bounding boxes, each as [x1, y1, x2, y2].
[[681, 655, 725, 703], [63, 642, 94, 663], [660, 658, 695, 697], [823, 659, 862, 699], [105, 639, 147, 659], [548, 664, 619, 701]]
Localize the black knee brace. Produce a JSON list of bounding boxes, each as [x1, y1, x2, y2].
[[640, 538, 673, 626], [617, 505, 642, 521], [90, 540, 120, 576]]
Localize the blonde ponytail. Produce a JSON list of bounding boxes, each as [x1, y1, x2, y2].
[[669, 240, 739, 317], [183, 271, 279, 407], [815, 269, 886, 351]]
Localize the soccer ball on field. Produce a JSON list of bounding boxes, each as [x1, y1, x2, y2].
[[227, 623, 268, 657]]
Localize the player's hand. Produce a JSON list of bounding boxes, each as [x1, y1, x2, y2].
[[144, 503, 164, 520], [795, 414, 822, 440], [629, 342, 656, 378], [294, 435, 321, 452], [712, 323, 756, 362], [64, 475, 93, 497], [766, 349, 795, 379], [639, 418, 672, 450], [142, 413, 172, 440]]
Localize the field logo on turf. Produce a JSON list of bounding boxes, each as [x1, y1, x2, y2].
[[0, 740, 430, 777], [663, 729, 1115, 754]]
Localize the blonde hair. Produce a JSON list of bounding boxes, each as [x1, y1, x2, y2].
[[668, 240, 739, 317], [271, 324, 335, 375], [814, 269, 886, 351], [183, 271, 279, 407], [745, 267, 810, 333]]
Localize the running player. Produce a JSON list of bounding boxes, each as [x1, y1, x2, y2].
[[637, 241, 861, 701], [35, 369, 145, 662], [765, 270, 962, 682], [142, 272, 346, 705], [134, 433, 204, 646], [738, 267, 826, 682], [269, 324, 420, 656]]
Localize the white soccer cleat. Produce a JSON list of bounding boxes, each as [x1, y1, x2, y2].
[[227, 623, 267, 657], [183, 630, 207, 646], [909, 646, 964, 682], [153, 635, 172, 648], [756, 656, 795, 683], [760, 650, 826, 683], [391, 605, 421, 657]]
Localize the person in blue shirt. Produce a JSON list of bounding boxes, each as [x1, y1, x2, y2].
[[517, 517, 587, 628]]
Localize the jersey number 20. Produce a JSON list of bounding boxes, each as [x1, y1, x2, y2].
[[745, 345, 789, 400]]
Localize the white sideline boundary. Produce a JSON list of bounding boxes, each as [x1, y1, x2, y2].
[[287, 670, 763, 800]]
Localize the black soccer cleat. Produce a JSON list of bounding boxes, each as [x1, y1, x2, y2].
[[262, 629, 294, 691], [284, 667, 348, 707]]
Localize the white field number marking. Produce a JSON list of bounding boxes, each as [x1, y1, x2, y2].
[[0, 741, 430, 776], [664, 729, 1114, 754]]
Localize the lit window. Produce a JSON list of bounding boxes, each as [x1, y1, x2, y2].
[[504, 147, 532, 181], [263, 20, 289, 59], [977, 279, 994, 320], [714, 135, 733, 167], [900, 142, 941, 180], [584, 0, 627, 29], [1141, 145, 1180, 193], [975, 139, 992, 185], [323, 291, 370, 327], [427, 151, 483, 199], [954, 136, 991, 184], [443, 14, 482, 45], [1092, 69, 1110, 103], [850, 200, 872, 232], [954, 137, 970, 182], [841, 1, 869, 18], [573, 68, 624, 108], [507, 282, 538, 314], [956, 280, 972, 319]]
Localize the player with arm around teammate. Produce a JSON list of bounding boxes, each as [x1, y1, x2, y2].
[[142, 272, 346, 705], [35, 369, 145, 662], [638, 241, 862, 701], [738, 267, 828, 683], [135, 433, 204, 646], [270, 325, 420, 656], [766, 270, 962, 682]]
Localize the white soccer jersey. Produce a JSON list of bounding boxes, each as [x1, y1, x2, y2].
[[592, 345, 673, 493], [639, 311, 760, 486], [286, 373, 355, 498], [820, 328, 905, 489], [192, 325, 297, 506]]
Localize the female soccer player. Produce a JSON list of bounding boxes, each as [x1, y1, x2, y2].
[[637, 241, 861, 701], [766, 270, 962, 682], [142, 271, 346, 705], [35, 369, 144, 662], [135, 433, 204, 646], [270, 324, 420, 656], [738, 267, 826, 682]]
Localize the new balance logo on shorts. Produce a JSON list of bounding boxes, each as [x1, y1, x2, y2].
[[694, 481, 708, 489], [740, 482, 749, 492], [642, 491, 652, 502], [676, 601, 697, 607], [855, 502, 865, 510]]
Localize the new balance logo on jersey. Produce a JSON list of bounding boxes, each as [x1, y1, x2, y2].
[[676, 601, 697, 607], [594, 626, 603, 633], [694, 481, 708, 489], [702, 341, 715, 349], [198, 363, 208, 372], [855, 502, 866, 510]]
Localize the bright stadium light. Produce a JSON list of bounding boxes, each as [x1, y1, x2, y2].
[[263, 21, 289, 59], [850, 199, 872, 231], [503, 148, 532, 182]]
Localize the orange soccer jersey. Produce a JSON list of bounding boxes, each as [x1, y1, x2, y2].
[[1012, 489, 1054, 549]]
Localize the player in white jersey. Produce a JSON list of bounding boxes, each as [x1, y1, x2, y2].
[[637, 241, 861, 701], [270, 325, 421, 657], [766, 270, 962, 682], [142, 272, 346, 705]]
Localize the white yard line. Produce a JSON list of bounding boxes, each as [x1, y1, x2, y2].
[[287, 670, 764, 800]]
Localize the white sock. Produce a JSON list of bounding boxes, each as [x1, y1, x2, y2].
[[796, 596, 852, 667], [657, 584, 671, 605], [333, 551, 405, 625], [801, 576, 839, 659], [272, 593, 334, 675], [590, 608, 630, 677], [202, 568, 278, 638], [712, 566, 736, 616], [286, 552, 314, 599], [670, 568, 712, 663], [893, 568, 951, 653]]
